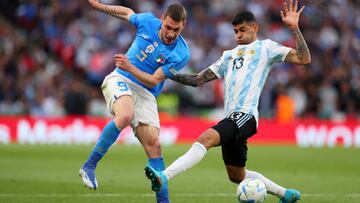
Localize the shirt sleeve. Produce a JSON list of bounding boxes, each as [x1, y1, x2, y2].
[[266, 39, 291, 63], [128, 12, 153, 29], [209, 52, 228, 78], [162, 53, 190, 79]]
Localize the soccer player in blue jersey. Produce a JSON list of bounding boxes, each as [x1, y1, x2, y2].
[[80, 1, 190, 203], [145, 1, 310, 203]]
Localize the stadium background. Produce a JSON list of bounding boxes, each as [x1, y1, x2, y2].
[[0, 0, 360, 203]]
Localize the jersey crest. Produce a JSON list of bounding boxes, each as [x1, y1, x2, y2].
[[156, 54, 166, 64]]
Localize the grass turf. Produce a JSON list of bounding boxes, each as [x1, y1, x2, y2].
[[0, 144, 359, 203]]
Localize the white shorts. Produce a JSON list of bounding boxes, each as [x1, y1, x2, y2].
[[101, 70, 160, 129]]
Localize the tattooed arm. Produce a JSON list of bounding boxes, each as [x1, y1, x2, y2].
[[88, 0, 134, 21], [285, 28, 311, 64], [172, 68, 218, 87], [280, 0, 311, 64]]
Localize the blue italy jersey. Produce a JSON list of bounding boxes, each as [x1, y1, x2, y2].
[[116, 12, 190, 97]]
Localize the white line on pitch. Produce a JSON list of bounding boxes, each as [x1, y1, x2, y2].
[[0, 193, 359, 197], [303, 194, 360, 197]]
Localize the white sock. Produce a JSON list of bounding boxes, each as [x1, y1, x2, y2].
[[245, 169, 286, 198], [164, 142, 207, 180]]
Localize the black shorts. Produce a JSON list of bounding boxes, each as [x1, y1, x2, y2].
[[211, 112, 257, 167]]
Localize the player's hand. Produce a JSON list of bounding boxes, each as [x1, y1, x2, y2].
[[280, 0, 305, 30], [115, 54, 132, 71]]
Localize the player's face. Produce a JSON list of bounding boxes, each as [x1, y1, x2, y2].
[[160, 16, 185, 44], [233, 22, 258, 45]]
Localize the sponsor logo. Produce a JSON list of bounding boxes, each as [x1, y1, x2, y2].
[[295, 125, 360, 148], [17, 119, 101, 144]]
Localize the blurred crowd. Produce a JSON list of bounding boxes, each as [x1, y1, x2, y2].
[[0, 0, 359, 121]]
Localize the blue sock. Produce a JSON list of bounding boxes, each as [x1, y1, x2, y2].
[[83, 120, 121, 169], [148, 157, 169, 203]]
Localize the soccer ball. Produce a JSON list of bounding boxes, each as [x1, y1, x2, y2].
[[236, 178, 267, 203]]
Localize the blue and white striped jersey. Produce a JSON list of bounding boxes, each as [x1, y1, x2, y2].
[[209, 39, 291, 122]]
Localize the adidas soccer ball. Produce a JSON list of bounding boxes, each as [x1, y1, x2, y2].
[[236, 178, 267, 203]]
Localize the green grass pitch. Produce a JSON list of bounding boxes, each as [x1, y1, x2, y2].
[[0, 144, 359, 203]]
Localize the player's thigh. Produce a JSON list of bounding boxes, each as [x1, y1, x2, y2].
[[222, 141, 248, 168], [221, 113, 257, 168], [113, 95, 134, 125], [211, 119, 238, 146], [101, 71, 133, 116], [131, 87, 161, 157], [129, 82, 159, 130]]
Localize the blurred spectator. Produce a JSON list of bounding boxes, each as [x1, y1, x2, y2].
[[288, 80, 307, 117], [64, 76, 88, 115], [0, 0, 359, 120], [275, 84, 295, 123], [318, 78, 337, 119]]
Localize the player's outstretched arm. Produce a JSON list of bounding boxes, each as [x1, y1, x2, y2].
[[115, 54, 166, 88], [172, 68, 218, 87], [88, 0, 134, 20], [281, 0, 311, 65]]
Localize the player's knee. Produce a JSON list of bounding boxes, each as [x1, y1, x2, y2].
[[114, 113, 133, 128], [122, 113, 134, 125], [146, 136, 161, 148], [229, 177, 241, 184], [197, 136, 211, 149], [228, 174, 245, 184], [197, 130, 219, 149], [227, 167, 245, 184]]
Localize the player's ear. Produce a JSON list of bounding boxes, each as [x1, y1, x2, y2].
[[253, 23, 259, 33], [182, 19, 186, 27]]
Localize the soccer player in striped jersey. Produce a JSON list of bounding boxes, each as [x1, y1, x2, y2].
[[145, 1, 310, 203], [80, 1, 190, 203]]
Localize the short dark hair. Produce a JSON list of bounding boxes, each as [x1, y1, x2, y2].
[[232, 11, 256, 25], [164, 3, 187, 22]]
